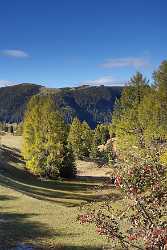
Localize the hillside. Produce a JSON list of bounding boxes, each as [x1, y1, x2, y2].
[[0, 83, 42, 123], [0, 84, 123, 127]]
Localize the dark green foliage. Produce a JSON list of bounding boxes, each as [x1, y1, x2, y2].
[[9, 126, 14, 134], [52, 85, 122, 128], [0, 83, 42, 123], [4, 126, 8, 133], [59, 144, 77, 178], [81, 121, 93, 157], [0, 84, 122, 128], [90, 124, 110, 162]]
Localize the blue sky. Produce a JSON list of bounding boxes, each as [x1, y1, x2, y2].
[[0, 0, 166, 88]]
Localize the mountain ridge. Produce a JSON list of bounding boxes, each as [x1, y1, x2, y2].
[[0, 83, 123, 128]]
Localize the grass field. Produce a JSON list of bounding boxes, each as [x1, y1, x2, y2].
[[0, 135, 119, 250]]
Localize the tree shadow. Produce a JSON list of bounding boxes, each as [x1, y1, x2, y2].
[[0, 210, 96, 250], [0, 146, 121, 250], [0, 145, 24, 164], [0, 195, 99, 250], [0, 194, 18, 201], [0, 211, 54, 249], [0, 146, 122, 207]]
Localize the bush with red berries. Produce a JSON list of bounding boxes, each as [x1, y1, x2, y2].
[[79, 145, 167, 249]]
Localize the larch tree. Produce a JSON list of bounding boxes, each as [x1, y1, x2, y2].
[[111, 72, 150, 150], [68, 117, 83, 159], [23, 95, 76, 178], [81, 121, 93, 157], [138, 61, 167, 144]]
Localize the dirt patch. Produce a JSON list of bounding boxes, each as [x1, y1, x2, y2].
[[76, 160, 112, 178], [1, 135, 23, 151]]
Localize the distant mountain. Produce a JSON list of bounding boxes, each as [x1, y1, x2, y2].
[[0, 83, 42, 123], [0, 83, 123, 128]]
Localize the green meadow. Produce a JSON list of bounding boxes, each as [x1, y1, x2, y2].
[[0, 135, 118, 250]]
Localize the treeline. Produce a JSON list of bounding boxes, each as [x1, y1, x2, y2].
[[22, 60, 167, 182], [22, 60, 167, 248], [79, 61, 167, 249], [0, 83, 42, 123], [22, 94, 111, 179], [111, 60, 167, 154], [68, 118, 110, 161], [0, 83, 122, 127]]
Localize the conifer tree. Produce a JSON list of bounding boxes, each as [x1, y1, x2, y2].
[[111, 72, 150, 149], [90, 131, 100, 161], [90, 124, 110, 161], [68, 117, 83, 159], [138, 61, 167, 143], [153, 60, 167, 91], [23, 95, 76, 178], [59, 143, 77, 178], [81, 121, 93, 157], [80, 65, 167, 250]]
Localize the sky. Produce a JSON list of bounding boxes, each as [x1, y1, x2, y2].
[[0, 0, 166, 88]]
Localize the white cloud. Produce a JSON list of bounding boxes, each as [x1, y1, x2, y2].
[[100, 57, 149, 69], [1, 49, 29, 58], [80, 76, 125, 86], [0, 80, 16, 87]]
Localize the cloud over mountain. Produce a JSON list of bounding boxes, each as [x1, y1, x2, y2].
[[81, 76, 125, 86]]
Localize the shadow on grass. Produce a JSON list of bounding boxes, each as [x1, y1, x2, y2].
[[0, 146, 121, 207], [0, 211, 53, 249], [0, 195, 101, 250], [0, 211, 96, 250], [0, 194, 18, 201], [1, 145, 24, 164], [0, 196, 102, 250]]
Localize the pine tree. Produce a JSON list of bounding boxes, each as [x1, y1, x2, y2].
[[59, 143, 77, 178]]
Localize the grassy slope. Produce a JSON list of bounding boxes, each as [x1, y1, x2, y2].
[[0, 135, 119, 250]]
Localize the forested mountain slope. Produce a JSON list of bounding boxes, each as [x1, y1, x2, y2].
[[0, 84, 123, 127], [0, 83, 42, 123]]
